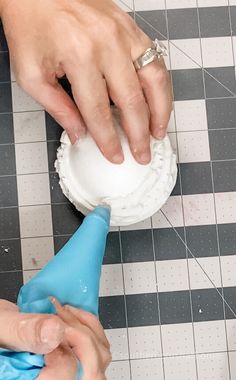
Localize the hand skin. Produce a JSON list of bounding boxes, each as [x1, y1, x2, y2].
[[51, 298, 112, 380], [0, 299, 111, 380], [0, 0, 172, 165]]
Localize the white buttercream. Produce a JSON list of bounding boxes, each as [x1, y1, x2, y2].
[[55, 108, 177, 226]]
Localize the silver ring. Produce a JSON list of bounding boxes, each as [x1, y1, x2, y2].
[[134, 39, 168, 71]]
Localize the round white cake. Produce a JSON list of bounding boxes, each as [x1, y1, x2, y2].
[[55, 108, 177, 226]]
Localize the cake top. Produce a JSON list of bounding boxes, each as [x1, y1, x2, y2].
[[55, 108, 177, 226]]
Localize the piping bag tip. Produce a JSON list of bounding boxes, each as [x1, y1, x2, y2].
[[92, 205, 111, 225]]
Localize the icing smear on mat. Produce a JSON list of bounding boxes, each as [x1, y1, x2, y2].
[[55, 108, 177, 226]]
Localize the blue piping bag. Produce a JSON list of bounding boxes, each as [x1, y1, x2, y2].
[[0, 206, 110, 379]]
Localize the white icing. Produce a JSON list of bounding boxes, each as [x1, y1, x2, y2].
[[55, 108, 177, 226]]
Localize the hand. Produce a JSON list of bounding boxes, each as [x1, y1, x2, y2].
[[0, 298, 111, 380], [0, 0, 172, 165], [51, 298, 112, 380], [0, 299, 77, 379]]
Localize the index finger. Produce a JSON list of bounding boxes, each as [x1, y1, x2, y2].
[[65, 305, 110, 349], [52, 298, 109, 349]]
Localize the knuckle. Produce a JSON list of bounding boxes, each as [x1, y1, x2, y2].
[[119, 11, 139, 35], [128, 17, 144, 38], [16, 67, 41, 91], [83, 332, 95, 346], [124, 91, 146, 110], [51, 109, 67, 123], [125, 13, 137, 28], [102, 17, 120, 39], [64, 305, 71, 312], [104, 349, 112, 366], [104, 336, 111, 350], [101, 353, 112, 372], [93, 102, 111, 124], [51, 103, 75, 122], [76, 36, 95, 64]]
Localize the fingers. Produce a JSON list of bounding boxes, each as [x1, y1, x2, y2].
[[137, 58, 173, 140], [51, 298, 81, 328], [0, 300, 65, 354], [63, 309, 111, 373], [66, 326, 104, 380], [64, 305, 110, 349], [65, 64, 124, 164], [38, 344, 77, 380], [125, 22, 172, 140], [51, 298, 109, 349], [104, 57, 151, 164], [51, 299, 111, 378], [20, 77, 86, 145]]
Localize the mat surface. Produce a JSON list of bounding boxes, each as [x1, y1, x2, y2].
[[0, 1, 236, 379]]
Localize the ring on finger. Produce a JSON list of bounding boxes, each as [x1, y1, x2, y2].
[[133, 38, 167, 70]]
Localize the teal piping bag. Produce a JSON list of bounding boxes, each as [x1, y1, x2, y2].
[[0, 206, 110, 379]]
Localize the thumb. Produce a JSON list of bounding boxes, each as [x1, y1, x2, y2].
[[0, 300, 65, 354]]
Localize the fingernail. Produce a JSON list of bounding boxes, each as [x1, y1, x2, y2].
[[156, 134, 165, 140], [49, 296, 62, 312], [69, 134, 78, 145], [72, 133, 80, 145], [69, 127, 86, 145], [49, 296, 56, 304], [40, 319, 65, 348], [138, 152, 151, 165], [153, 131, 166, 140], [153, 125, 167, 140], [111, 152, 124, 164]]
